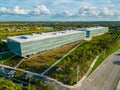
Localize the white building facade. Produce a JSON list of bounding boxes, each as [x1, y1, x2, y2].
[[7, 27, 108, 57]]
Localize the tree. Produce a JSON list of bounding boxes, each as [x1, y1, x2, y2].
[[39, 81, 55, 90], [23, 85, 37, 90], [0, 78, 22, 90]]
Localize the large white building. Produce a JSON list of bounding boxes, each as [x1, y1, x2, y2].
[[7, 26, 108, 57]]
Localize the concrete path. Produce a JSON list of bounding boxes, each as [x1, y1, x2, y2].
[[75, 55, 100, 87], [14, 58, 25, 68], [116, 80, 120, 90]]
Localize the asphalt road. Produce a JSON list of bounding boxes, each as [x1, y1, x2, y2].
[[78, 51, 120, 90]]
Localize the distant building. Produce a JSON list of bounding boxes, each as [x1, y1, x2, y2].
[[84, 27, 108, 37], [7, 27, 108, 57], [44, 26, 54, 30]]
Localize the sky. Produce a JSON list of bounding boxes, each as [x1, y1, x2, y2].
[[0, 0, 119, 21]]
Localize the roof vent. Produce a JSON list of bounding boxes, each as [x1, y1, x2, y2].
[[40, 32, 44, 35], [31, 33, 36, 36], [53, 32, 59, 35], [19, 36, 28, 39], [60, 31, 65, 34]]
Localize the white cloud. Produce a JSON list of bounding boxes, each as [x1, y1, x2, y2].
[[78, 6, 98, 17], [102, 7, 110, 15], [52, 10, 73, 18], [0, 4, 119, 20], [100, 7, 114, 16], [12, 6, 29, 15], [0, 7, 11, 13], [62, 11, 73, 16], [0, 5, 51, 15], [77, 6, 120, 18], [99, 7, 120, 17], [107, 0, 110, 4], [33, 5, 51, 15], [0, 6, 30, 15]]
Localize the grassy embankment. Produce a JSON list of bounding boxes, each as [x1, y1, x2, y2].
[[46, 32, 120, 85], [18, 41, 81, 73], [92, 40, 120, 72], [0, 52, 23, 67]]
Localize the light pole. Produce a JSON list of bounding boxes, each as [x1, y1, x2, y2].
[[104, 48, 106, 59], [1, 67, 4, 73], [29, 78, 31, 90], [77, 65, 80, 84]]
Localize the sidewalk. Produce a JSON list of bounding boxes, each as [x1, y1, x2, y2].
[[116, 80, 120, 90]]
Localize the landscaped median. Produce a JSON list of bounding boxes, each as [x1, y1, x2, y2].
[[45, 32, 120, 85]]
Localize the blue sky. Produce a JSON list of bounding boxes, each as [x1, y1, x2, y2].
[[0, 0, 119, 21]]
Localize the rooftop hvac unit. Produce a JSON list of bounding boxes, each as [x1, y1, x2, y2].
[[19, 36, 28, 39]]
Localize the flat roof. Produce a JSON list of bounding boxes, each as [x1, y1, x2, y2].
[[7, 26, 107, 43], [86, 26, 105, 30], [7, 30, 86, 43], [77, 26, 106, 31]]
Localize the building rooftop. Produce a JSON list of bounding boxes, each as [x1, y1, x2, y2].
[[7, 29, 85, 43], [86, 26, 104, 30], [7, 26, 106, 43]]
